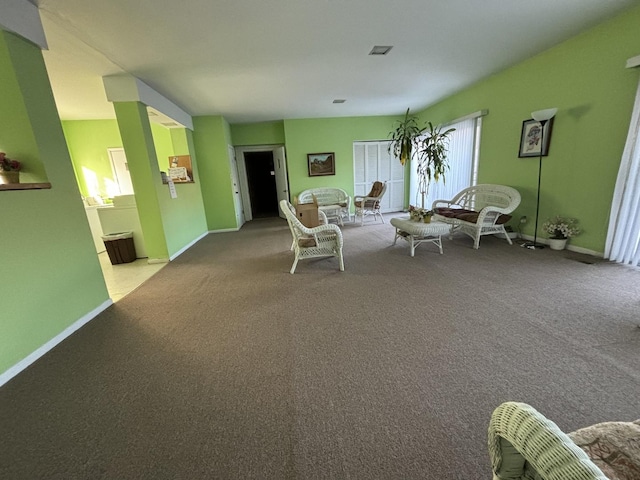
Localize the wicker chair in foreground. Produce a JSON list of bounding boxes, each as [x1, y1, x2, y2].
[[280, 200, 344, 274], [489, 401, 640, 480]]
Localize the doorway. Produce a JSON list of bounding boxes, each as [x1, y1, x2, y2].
[[235, 145, 289, 222], [244, 151, 279, 218]]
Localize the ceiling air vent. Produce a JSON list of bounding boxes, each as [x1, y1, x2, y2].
[[333, 99, 346, 104], [369, 45, 393, 56]]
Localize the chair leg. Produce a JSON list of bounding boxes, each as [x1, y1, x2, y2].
[[338, 251, 344, 271], [290, 256, 299, 274]]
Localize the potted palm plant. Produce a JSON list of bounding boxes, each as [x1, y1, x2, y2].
[[388, 108, 422, 167], [415, 122, 455, 208], [388, 110, 455, 210]]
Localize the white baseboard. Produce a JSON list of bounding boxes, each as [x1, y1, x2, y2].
[[518, 234, 603, 257], [0, 299, 113, 389], [209, 227, 240, 233], [169, 231, 209, 261]]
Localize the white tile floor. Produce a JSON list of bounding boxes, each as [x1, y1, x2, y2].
[[98, 252, 166, 302]]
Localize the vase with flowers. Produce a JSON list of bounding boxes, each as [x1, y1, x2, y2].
[[409, 205, 433, 223], [0, 152, 22, 184], [541, 216, 580, 250]]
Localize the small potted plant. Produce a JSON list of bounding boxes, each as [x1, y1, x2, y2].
[[542, 216, 581, 250], [0, 152, 22, 184], [409, 205, 434, 223]]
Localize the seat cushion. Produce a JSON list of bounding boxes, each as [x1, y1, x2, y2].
[[354, 200, 380, 208], [568, 420, 640, 480], [434, 207, 475, 218], [298, 236, 317, 247], [455, 212, 512, 225], [367, 181, 384, 197]]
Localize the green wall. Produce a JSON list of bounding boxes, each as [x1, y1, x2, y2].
[[62, 119, 122, 198], [231, 121, 285, 146], [64, 118, 207, 259], [282, 115, 399, 200], [0, 30, 109, 375], [415, 5, 640, 252], [193, 115, 237, 230]]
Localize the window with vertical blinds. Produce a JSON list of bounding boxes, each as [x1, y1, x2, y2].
[[353, 141, 405, 213], [409, 111, 485, 209]]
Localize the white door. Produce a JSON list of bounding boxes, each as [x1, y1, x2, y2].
[[108, 148, 134, 195], [273, 146, 289, 219], [353, 141, 404, 212], [228, 145, 244, 228]]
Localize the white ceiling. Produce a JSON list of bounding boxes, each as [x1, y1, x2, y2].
[[30, 0, 640, 124]]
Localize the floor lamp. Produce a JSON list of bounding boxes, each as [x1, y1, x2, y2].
[[523, 107, 557, 250]]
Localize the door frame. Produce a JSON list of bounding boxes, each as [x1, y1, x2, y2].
[[235, 145, 288, 222]]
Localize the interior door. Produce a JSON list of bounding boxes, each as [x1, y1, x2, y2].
[[273, 146, 289, 219], [228, 145, 244, 228], [108, 148, 134, 195]]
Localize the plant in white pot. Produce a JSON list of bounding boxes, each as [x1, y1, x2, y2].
[[542, 216, 581, 250]]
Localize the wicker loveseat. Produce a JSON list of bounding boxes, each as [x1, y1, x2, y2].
[[298, 187, 351, 225], [432, 184, 521, 249], [489, 402, 640, 480]]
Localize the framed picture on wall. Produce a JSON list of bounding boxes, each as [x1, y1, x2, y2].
[[307, 152, 335, 176], [518, 118, 554, 157], [167, 155, 194, 183]]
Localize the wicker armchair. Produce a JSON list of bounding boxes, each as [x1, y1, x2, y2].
[[280, 200, 344, 274], [432, 184, 521, 249], [354, 181, 387, 225], [489, 402, 608, 480]]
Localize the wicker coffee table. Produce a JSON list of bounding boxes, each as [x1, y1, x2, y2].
[[391, 217, 450, 257]]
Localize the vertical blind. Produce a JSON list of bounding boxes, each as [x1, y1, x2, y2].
[[409, 115, 481, 209]]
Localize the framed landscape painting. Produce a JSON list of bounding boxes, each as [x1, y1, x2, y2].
[[307, 152, 335, 176]]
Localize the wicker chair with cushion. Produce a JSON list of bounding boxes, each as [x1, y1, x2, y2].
[[432, 184, 521, 249], [280, 200, 344, 274], [488, 401, 640, 480], [354, 181, 387, 226]]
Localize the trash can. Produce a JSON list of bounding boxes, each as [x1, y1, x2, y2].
[[101, 231, 137, 265]]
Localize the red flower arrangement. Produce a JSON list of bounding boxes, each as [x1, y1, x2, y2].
[[0, 152, 21, 171]]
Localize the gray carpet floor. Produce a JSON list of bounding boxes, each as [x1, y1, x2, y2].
[[1, 215, 639, 479]]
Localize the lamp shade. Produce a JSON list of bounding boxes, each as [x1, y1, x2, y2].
[[531, 108, 558, 122]]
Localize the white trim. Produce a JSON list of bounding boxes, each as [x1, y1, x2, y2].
[[169, 232, 208, 261], [0, 0, 48, 49], [102, 74, 193, 130], [443, 109, 488, 127], [626, 54, 640, 69], [0, 299, 113, 388], [209, 227, 241, 233], [147, 257, 170, 264], [519, 234, 602, 257]]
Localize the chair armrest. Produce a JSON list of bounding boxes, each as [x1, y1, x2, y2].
[[475, 205, 512, 225], [489, 402, 607, 480], [300, 223, 343, 247]]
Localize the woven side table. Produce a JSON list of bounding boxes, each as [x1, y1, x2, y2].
[[390, 217, 451, 257]]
